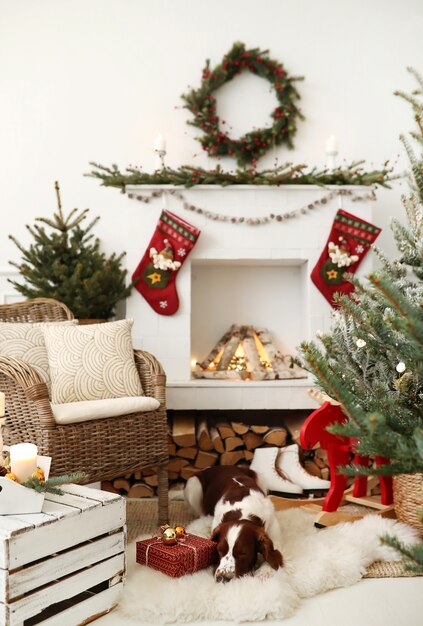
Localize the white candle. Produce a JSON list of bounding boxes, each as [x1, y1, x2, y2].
[[154, 134, 166, 151], [326, 135, 339, 153], [10, 443, 38, 483], [0, 392, 4, 417]]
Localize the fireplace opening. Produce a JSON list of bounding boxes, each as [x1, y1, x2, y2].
[[191, 260, 308, 381]]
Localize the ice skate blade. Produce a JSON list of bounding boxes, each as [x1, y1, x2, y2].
[[268, 489, 306, 499]]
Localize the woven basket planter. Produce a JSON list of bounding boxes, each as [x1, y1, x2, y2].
[[393, 473, 423, 536]]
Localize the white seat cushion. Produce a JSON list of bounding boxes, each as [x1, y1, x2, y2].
[[51, 396, 160, 425]]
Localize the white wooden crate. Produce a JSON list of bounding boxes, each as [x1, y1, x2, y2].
[[0, 484, 126, 626]]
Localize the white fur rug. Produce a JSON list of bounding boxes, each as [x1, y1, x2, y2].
[[118, 509, 418, 623]]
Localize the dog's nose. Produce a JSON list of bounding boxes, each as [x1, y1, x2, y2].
[[215, 575, 231, 583]]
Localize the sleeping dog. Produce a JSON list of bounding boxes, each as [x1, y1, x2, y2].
[[184, 465, 283, 582]]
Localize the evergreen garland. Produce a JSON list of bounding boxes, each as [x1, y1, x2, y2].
[[8, 182, 133, 319], [87, 161, 394, 190], [180, 41, 304, 166]]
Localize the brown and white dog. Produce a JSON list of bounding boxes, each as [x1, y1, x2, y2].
[[184, 465, 283, 582]]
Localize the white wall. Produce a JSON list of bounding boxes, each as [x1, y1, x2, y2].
[[0, 0, 422, 273]]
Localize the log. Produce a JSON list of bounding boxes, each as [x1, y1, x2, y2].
[[113, 478, 130, 493], [144, 474, 158, 487], [176, 446, 198, 460], [304, 459, 323, 478], [283, 414, 305, 445], [231, 422, 249, 436], [168, 470, 180, 481], [168, 457, 189, 473], [195, 450, 219, 469], [256, 328, 307, 379], [314, 448, 329, 469], [217, 327, 244, 371], [244, 450, 254, 461], [197, 417, 214, 451], [250, 425, 269, 434], [198, 324, 238, 370], [219, 450, 244, 465], [172, 414, 196, 447], [210, 426, 224, 453], [128, 483, 154, 498], [133, 471, 142, 481], [263, 427, 287, 447], [168, 443, 176, 456], [180, 465, 198, 481], [217, 423, 235, 439], [192, 370, 247, 379], [242, 326, 262, 374], [225, 436, 244, 452], [101, 481, 120, 494], [242, 432, 263, 450], [141, 467, 155, 476]]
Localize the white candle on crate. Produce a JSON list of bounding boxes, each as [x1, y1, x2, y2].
[[10, 443, 38, 482]]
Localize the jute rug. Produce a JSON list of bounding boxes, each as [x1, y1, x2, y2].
[[119, 500, 420, 623], [126, 498, 417, 578]]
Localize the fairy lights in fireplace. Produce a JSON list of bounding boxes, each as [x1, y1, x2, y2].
[[192, 325, 307, 381]]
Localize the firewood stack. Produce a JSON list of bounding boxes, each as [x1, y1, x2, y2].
[[102, 414, 330, 497]]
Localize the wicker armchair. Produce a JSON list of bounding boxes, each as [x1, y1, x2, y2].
[[0, 298, 169, 524]]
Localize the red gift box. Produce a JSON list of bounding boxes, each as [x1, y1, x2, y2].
[[136, 533, 218, 577]]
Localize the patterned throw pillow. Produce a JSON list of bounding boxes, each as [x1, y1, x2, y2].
[[0, 321, 77, 392], [43, 319, 143, 403]]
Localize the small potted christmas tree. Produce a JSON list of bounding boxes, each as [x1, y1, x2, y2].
[[9, 182, 132, 321]]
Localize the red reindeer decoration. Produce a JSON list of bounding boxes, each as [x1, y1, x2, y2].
[[300, 401, 393, 513]]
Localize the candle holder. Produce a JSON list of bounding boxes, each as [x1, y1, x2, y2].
[[154, 148, 167, 172], [0, 448, 51, 515]]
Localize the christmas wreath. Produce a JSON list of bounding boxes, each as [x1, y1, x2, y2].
[[181, 41, 304, 167]]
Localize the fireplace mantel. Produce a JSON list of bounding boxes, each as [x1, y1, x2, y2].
[[124, 184, 375, 410]]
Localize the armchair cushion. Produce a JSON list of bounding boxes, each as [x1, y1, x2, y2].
[[0, 320, 76, 392], [43, 319, 143, 403], [51, 395, 160, 424]]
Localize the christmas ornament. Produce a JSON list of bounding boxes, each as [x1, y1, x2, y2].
[[162, 527, 178, 545], [174, 525, 186, 539], [5, 472, 18, 481], [396, 361, 406, 373], [32, 467, 45, 482], [132, 210, 200, 315], [356, 339, 367, 348], [160, 523, 171, 533], [181, 41, 304, 166], [311, 209, 381, 307]]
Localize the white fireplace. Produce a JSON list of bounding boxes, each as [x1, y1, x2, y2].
[[125, 185, 377, 410]]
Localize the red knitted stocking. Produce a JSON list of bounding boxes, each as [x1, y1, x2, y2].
[[132, 210, 201, 315], [311, 209, 381, 307]]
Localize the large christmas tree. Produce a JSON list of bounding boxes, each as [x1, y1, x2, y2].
[[300, 68, 423, 476], [300, 68, 423, 571], [9, 182, 132, 319]]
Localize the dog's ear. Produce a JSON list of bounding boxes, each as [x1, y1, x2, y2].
[[211, 524, 223, 543], [257, 530, 283, 570]]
